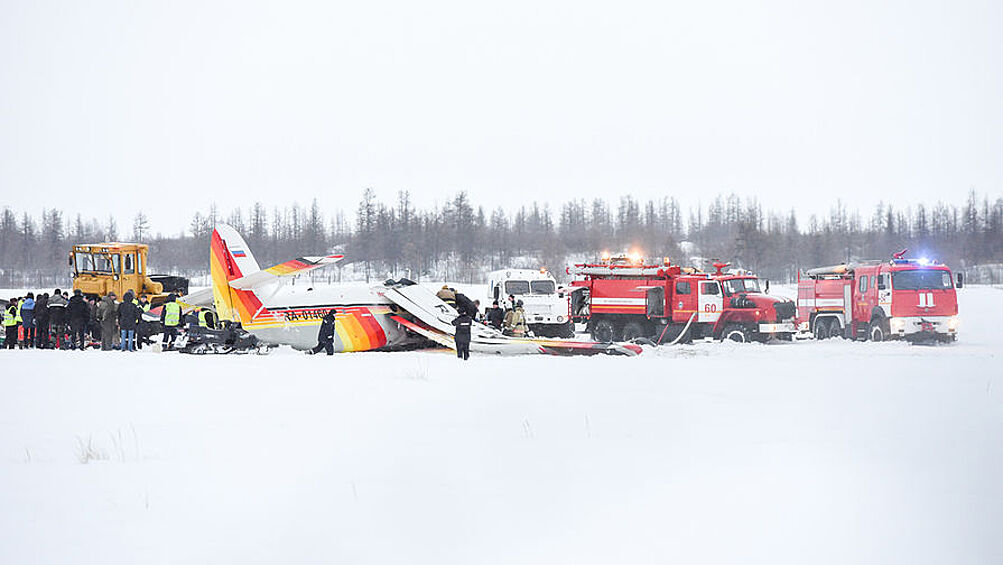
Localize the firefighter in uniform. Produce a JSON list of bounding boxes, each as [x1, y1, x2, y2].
[[503, 300, 528, 337], [436, 286, 457, 308], [161, 294, 183, 350]]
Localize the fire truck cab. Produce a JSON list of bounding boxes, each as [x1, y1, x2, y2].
[[708, 264, 798, 341], [797, 251, 961, 342]]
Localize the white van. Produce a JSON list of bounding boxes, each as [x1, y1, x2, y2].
[[487, 269, 574, 337]]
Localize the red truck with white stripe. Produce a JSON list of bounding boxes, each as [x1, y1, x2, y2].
[[706, 264, 797, 342], [567, 256, 797, 343], [796, 251, 962, 342]]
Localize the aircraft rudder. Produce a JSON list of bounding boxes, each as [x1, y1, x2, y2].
[[209, 224, 263, 324], [211, 224, 262, 278]]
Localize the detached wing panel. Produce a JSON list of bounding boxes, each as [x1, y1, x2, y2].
[[177, 287, 214, 308], [228, 255, 344, 290]]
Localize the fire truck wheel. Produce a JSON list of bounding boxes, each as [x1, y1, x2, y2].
[[868, 320, 888, 342], [813, 318, 830, 339], [591, 319, 616, 343], [559, 322, 575, 338], [722, 324, 749, 343], [621, 322, 648, 342]]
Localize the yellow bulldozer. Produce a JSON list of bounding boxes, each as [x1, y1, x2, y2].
[[69, 243, 189, 304]]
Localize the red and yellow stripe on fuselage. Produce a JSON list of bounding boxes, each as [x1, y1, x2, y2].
[[243, 305, 390, 352], [211, 231, 390, 352]]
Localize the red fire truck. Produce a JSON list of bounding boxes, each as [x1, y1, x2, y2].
[[796, 251, 962, 342], [568, 256, 797, 343], [707, 263, 797, 341]]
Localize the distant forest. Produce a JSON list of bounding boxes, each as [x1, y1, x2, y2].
[[2, 189, 1003, 287]]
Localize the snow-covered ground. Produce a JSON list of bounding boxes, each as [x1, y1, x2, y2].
[[1, 288, 1001, 564]]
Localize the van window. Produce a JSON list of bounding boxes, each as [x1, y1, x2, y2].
[[700, 282, 719, 295], [530, 280, 556, 295], [504, 280, 531, 295], [675, 281, 691, 295]]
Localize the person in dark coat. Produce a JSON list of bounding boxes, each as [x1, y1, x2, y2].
[[454, 292, 478, 318], [451, 312, 473, 360], [34, 293, 50, 349], [135, 295, 151, 350], [47, 289, 68, 349], [184, 310, 199, 332], [308, 310, 338, 355], [117, 291, 141, 351], [87, 297, 99, 342], [97, 292, 118, 351], [67, 289, 89, 349], [485, 300, 504, 330]]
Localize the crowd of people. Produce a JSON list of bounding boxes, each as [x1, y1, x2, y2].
[[435, 285, 529, 360], [435, 285, 528, 336], [2, 289, 213, 352], [4, 284, 531, 360]]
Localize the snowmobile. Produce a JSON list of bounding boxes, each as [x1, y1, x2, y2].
[[175, 321, 272, 355]]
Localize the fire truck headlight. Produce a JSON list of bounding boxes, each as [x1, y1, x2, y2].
[[557, 315, 565, 323], [948, 316, 960, 330]]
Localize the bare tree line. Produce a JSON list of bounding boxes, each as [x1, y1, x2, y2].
[[2, 189, 1003, 287]]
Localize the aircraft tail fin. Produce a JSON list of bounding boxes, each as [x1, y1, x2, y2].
[[211, 224, 261, 280], [209, 224, 344, 324], [210, 225, 266, 324]]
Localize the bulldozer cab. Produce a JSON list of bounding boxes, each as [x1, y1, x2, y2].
[[70, 243, 165, 301]]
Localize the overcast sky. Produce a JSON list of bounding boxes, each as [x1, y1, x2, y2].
[[2, 0, 1001, 234]]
